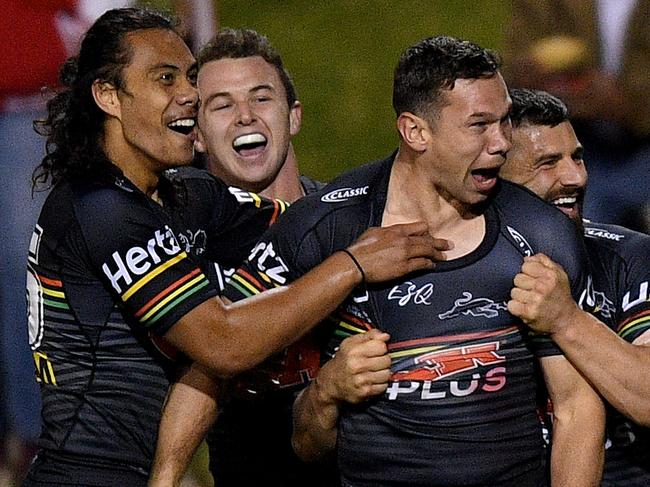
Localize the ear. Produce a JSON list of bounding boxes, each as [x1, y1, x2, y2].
[[92, 80, 121, 119], [289, 100, 302, 136], [396, 112, 430, 152], [194, 127, 207, 153]]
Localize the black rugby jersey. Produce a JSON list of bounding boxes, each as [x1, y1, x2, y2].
[[224, 155, 589, 487], [580, 222, 650, 487], [25, 166, 281, 484], [207, 174, 333, 487]]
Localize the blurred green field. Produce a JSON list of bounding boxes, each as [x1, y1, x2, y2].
[[143, 1, 509, 182]]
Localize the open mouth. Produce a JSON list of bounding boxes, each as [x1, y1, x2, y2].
[[551, 196, 578, 209], [167, 118, 196, 135], [471, 167, 500, 191], [233, 133, 267, 157]]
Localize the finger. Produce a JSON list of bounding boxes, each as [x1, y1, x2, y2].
[[507, 299, 527, 319], [405, 235, 448, 257], [512, 272, 537, 290], [352, 340, 390, 360], [509, 286, 530, 304], [366, 383, 389, 396], [364, 329, 390, 342], [432, 238, 453, 251], [406, 257, 436, 273], [363, 355, 392, 373], [366, 368, 392, 384], [388, 221, 430, 236], [520, 260, 549, 278]]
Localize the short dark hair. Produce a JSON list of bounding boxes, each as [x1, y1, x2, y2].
[[392, 35, 500, 120], [197, 28, 297, 107], [33, 8, 179, 189], [509, 88, 569, 128]]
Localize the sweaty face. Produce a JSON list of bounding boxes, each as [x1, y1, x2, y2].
[[501, 121, 586, 224], [422, 74, 512, 209], [115, 29, 198, 171], [196, 56, 300, 192]]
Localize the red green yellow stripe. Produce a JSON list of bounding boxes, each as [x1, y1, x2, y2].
[[122, 252, 188, 301], [135, 268, 202, 318]]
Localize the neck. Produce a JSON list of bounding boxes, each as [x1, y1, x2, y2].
[[103, 122, 160, 197], [258, 145, 305, 202], [383, 148, 485, 259]]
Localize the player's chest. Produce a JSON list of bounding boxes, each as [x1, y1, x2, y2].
[[369, 244, 525, 341]]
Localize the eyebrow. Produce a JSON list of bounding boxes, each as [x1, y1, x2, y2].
[[573, 145, 585, 158], [202, 83, 276, 106]]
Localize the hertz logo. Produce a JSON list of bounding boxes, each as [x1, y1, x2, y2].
[[102, 226, 181, 294]]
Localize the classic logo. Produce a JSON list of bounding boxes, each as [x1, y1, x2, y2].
[[248, 241, 289, 284], [102, 225, 181, 294], [585, 227, 625, 242], [579, 275, 615, 318], [438, 292, 507, 320], [388, 281, 434, 306], [320, 186, 369, 203], [506, 226, 534, 256]]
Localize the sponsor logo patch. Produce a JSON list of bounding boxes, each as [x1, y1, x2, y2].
[[320, 186, 369, 203], [585, 227, 625, 242], [387, 342, 507, 400], [102, 225, 182, 294]]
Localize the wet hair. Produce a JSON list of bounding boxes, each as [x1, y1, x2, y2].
[[197, 28, 297, 108], [392, 35, 500, 120], [32, 8, 178, 189], [509, 88, 569, 128]]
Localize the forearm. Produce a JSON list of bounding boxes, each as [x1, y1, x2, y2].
[[292, 374, 341, 462], [167, 251, 361, 376], [149, 365, 220, 487], [550, 400, 605, 487], [540, 354, 605, 487], [552, 310, 650, 425]]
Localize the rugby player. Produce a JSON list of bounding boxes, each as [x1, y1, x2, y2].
[[255, 36, 604, 486], [22, 9, 444, 486], [152, 29, 333, 487], [502, 88, 650, 486]]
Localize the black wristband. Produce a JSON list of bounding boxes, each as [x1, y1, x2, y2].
[[340, 248, 366, 284]]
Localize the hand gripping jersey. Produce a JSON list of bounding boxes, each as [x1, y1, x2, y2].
[[224, 155, 590, 487], [580, 222, 650, 486], [25, 166, 281, 485]]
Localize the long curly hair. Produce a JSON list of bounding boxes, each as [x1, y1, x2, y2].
[[32, 8, 177, 190]]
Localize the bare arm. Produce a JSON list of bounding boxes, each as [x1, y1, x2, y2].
[[292, 329, 391, 462], [540, 355, 605, 487], [149, 224, 447, 485], [509, 253, 650, 425], [165, 223, 447, 377], [149, 364, 218, 487]]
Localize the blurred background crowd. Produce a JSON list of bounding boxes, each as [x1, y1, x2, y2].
[[2, 1, 648, 485]]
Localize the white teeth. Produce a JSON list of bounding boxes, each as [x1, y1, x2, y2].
[[553, 197, 577, 206], [233, 133, 266, 148], [169, 119, 195, 127]]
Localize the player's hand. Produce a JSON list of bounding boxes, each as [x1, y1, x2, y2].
[[345, 222, 451, 283], [508, 253, 581, 334], [317, 329, 392, 405]]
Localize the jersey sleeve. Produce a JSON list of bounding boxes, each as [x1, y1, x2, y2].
[[206, 185, 290, 269], [75, 189, 218, 337], [616, 234, 650, 343], [222, 200, 327, 303]]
